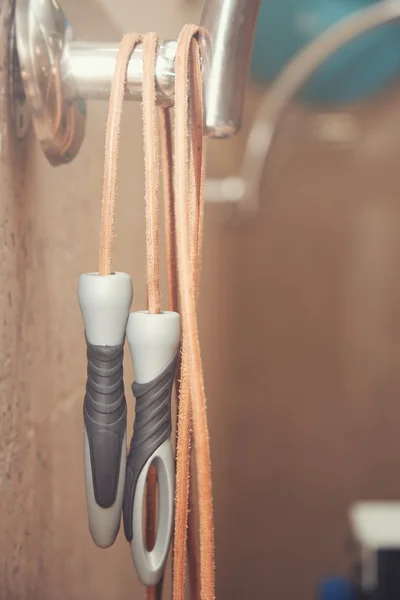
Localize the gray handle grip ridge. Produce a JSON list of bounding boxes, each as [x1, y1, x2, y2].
[[84, 342, 127, 510], [123, 350, 178, 542]]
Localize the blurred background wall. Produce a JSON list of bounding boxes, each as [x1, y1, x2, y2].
[[1, 0, 400, 599]]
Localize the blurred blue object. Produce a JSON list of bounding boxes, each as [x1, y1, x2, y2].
[[251, 0, 400, 105], [317, 578, 355, 600]]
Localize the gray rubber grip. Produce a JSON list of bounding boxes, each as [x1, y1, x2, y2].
[[123, 351, 178, 542], [83, 341, 127, 548], [124, 310, 180, 584], [78, 271, 132, 548]]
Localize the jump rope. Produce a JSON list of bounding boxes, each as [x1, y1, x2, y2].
[[78, 25, 215, 600]]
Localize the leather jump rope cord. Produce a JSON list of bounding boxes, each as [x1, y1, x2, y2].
[[159, 108, 178, 314], [173, 24, 215, 600], [142, 32, 161, 317], [97, 31, 163, 600], [99, 33, 143, 276], [168, 38, 202, 600], [185, 39, 206, 600], [97, 24, 213, 600], [98, 30, 161, 297], [140, 29, 206, 600], [142, 31, 163, 600], [159, 106, 200, 600]]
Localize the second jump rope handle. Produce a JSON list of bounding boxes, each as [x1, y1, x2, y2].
[[123, 311, 181, 586], [78, 272, 133, 548]]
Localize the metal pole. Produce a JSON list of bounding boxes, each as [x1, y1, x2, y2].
[[199, 0, 261, 138], [64, 41, 177, 105]]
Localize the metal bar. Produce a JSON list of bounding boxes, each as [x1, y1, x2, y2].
[[62, 0, 263, 135], [15, 0, 263, 163], [63, 41, 177, 105], [199, 0, 261, 138], [204, 0, 400, 215]]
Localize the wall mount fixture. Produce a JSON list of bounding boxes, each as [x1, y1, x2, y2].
[[14, 0, 261, 165], [205, 1, 400, 217], [14, 0, 400, 214]]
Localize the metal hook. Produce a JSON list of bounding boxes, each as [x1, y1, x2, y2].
[[205, 0, 400, 217], [14, 0, 261, 166]]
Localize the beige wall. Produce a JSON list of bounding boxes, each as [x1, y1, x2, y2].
[[2, 0, 400, 598]]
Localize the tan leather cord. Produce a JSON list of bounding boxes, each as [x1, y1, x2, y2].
[[160, 108, 201, 600], [159, 35, 207, 600], [159, 106, 191, 600], [171, 35, 204, 600], [160, 103, 200, 600], [142, 32, 163, 600], [99, 33, 143, 276], [98, 27, 213, 600], [159, 108, 178, 313], [186, 38, 205, 600], [144, 33, 205, 600], [98, 32, 164, 599], [173, 24, 215, 600], [143, 32, 161, 315]]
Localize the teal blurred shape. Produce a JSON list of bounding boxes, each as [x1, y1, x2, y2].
[[251, 0, 400, 105]]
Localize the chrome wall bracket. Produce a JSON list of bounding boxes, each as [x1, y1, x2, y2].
[[14, 0, 400, 215], [14, 0, 261, 167], [15, 0, 86, 164], [205, 0, 400, 216]]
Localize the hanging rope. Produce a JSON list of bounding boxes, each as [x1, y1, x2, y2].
[[99, 33, 143, 276], [172, 24, 215, 600], [98, 25, 214, 600], [142, 32, 161, 316], [142, 31, 163, 600]]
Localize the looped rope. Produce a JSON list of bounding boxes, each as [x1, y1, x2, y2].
[[173, 24, 215, 600], [99, 33, 143, 276], [98, 26, 215, 600]]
